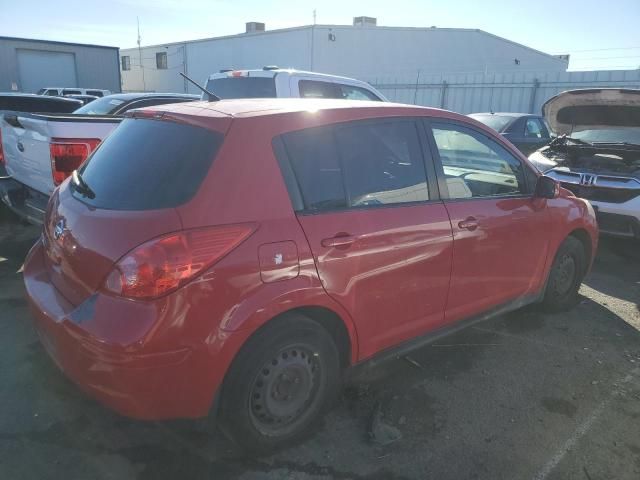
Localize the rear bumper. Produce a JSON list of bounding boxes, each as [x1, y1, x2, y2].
[[23, 240, 217, 420], [0, 177, 48, 224]]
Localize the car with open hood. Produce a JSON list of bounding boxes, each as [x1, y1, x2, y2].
[[529, 88, 640, 239]]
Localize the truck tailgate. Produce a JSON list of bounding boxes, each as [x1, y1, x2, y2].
[[1, 113, 121, 195]]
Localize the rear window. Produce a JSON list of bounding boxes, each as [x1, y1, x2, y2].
[[469, 114, 513, 132], [74, 97, 126, 115], [205, 77, 276, 99], [74, 118, 223, 210]]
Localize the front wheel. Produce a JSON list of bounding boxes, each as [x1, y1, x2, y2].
[[541, 236, 586, 312], [218, 314, 341, 453]]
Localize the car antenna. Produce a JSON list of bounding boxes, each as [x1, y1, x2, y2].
[[179, 72, 220, 102]]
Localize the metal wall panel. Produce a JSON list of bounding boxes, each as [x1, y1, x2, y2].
[[370, 69, 640, 115], [119, 25, 569, 93], [0, 37, 120, 93]]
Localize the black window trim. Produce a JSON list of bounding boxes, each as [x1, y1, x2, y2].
[[112, 96, 193, 115], [273, 116, 441, 216], [423, 118, 539, 202]]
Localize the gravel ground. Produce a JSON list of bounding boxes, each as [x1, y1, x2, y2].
[[0, 204, 638, 480]]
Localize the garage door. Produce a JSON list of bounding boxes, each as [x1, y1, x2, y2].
[[17, 49, 77, 93]]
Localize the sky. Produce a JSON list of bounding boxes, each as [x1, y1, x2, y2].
[[1, 0, 639, 71]]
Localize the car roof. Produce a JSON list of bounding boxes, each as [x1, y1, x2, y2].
[[208, 68, 371, 84], [139, 98, 453, 119], [103, 92, 200, 101], [469, 112, 539, 118]]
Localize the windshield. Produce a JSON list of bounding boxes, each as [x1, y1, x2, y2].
[[74, 96, 126, 115], [204, 76, 276, 99], [571, 128, 640, 145], [469, 114, 513, 132]]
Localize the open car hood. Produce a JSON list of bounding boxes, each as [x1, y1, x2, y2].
[[542, 88, 640, 135]]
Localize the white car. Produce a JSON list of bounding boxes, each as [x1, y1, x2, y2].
[[37, 87, 112, 97], [529, 88, 640, 240], [203, 67, 387, 101]]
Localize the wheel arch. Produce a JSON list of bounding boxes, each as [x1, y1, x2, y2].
[[568, 227, 593, 271]]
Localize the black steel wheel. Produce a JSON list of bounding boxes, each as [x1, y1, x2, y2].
[[541, 236, 586, 312], [218, 314, 341, 452]]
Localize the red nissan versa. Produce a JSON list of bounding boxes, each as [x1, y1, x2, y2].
[[23, 99, 598, 452]]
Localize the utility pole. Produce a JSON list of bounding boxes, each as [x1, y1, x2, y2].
[[137, 16, 146, 91]]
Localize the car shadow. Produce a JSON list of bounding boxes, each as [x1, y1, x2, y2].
[[584, 237, 640, 312]]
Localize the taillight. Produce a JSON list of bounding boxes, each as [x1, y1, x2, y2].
[[103, 224, 255, 300], [50, 138, 101, 185]]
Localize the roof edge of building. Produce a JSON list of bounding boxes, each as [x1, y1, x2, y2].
[[119, 25, 488, 52], [0, 35, 119, 50]]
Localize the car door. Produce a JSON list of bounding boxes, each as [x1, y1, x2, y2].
[[278, 118, 453, 360], [426, 120, 551, 324]]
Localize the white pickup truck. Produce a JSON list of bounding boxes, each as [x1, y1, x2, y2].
[[0, 93, 199, 223]]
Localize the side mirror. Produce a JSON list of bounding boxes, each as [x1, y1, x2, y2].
[[534, 175, 559, 199]]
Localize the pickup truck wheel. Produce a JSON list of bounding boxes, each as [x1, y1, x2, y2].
[[541, 236, 586, 312], [218, 314, 341, 453]]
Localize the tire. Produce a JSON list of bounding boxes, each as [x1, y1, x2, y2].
[[541, 236, 586, 312], [217, 313, 341, 453]]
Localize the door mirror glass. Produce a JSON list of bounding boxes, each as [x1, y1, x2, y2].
[[534, 175, 559, 199]]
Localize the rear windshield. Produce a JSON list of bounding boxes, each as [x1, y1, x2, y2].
[[73, 118, 223, 210], [74, 96, 126, 115], [469, 114, 513, 132], [205, 77, 276, 99]]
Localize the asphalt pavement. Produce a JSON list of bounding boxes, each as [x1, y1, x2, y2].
[[0, 204, 638, 480]]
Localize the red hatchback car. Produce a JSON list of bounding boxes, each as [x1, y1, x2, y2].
[[23, 99, 597, 451]]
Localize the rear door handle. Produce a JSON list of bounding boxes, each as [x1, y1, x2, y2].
[[321, 235, 357, 248], [458, 217, 478, 231]]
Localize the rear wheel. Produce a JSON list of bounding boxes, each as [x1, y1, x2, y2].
[[541, 236, 586, 312], [218, 314, 341, 453]]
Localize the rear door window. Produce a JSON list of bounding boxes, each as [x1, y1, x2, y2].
[[298, 81, 380, 101], [299, 80, 341, 99], [280, 119, 430, 212], [62, 89, 82, 95], [74, 119, 223, 210], [205, 77, 276, 99], [335, 121, 429, 206], [337, 84, 381, 101], [281, 127, 347, 211]]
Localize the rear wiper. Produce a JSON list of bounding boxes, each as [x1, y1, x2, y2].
[[72, 170, 95, 199]]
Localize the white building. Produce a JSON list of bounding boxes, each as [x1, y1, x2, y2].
[[120, 17, 569, 94]]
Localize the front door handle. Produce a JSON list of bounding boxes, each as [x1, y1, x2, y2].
[[458, 217, 478, 231], [321, 235, 356, 248]]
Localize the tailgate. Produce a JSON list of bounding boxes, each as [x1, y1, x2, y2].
[[1, 113, 120, 195]]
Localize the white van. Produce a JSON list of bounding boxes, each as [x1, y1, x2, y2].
[[203, 68, 386, 101], [37, 87, 112, 97]]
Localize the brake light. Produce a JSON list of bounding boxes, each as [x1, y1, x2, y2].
[[103, 224, 255, 299], [50, 138, 101, 185]]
